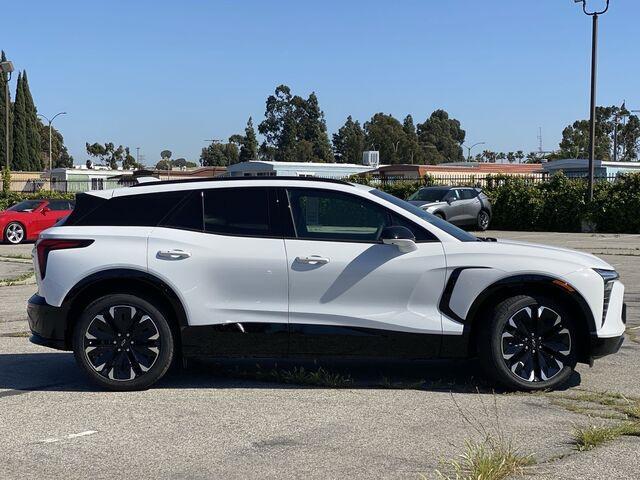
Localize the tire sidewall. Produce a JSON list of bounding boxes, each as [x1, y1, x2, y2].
[[485, 295, 577, 391], [72, 294, 174, 391]]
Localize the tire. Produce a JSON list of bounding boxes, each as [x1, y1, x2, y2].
[[477, 210, 490, 231], [72, 294, 175, 391], [478, 295, 577, 391], [4, 222, 25, 244], [434, 212, 445, 220]]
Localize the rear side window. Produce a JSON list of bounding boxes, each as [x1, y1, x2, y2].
[[458, 189, 476, 200], [70, 191, 191, 227], [202, 187, 272, 237], [47, 200, 73, 211]]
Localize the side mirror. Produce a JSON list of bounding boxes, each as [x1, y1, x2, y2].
[[380, 226, 417, 253], [446, 197, 454, 205], [41, 206, 50, 215]]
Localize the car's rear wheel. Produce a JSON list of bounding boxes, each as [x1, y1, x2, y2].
[[434, 212, 445, 220], [478, 295, 577, 391], [72, 294, 174, 391], [4, 222, 25, 244], [477, 210, 490, 231]]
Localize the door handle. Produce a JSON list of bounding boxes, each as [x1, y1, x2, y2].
[[295, 255, 330, 265], [157, 249, 191, 260]]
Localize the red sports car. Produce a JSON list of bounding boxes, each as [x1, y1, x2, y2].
[[0, 199, 75, 244]]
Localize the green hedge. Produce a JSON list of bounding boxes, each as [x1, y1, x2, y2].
[[0, 191, 76, 212], [366, 172, 640, 234]]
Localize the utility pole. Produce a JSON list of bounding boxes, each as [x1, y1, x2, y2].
[[574, 0, 610, 201]]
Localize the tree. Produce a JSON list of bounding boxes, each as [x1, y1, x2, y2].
[[160, 150, 172, 161], [363, 113, 406, 164], [37, 120, 73, 168], [332, 115, 365, 163], [11, 73, 29, 170], [86, 142, 126, 169], [200, 141, 239, 166], [416, 109, 465, 164], [399, 114, 424, 164], [239, 117, 258, 162], [0, 51, 11, 169], [258, 85, 334, 163], [515, 150, 525, 164], [619, 114, 640, 161], [21, 72, 41, 170]]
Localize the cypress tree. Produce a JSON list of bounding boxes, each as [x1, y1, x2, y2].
[[12, 72, 30, 171], [22, 72, 42, 170], [0, 51, 10, 169], [239, 117, 258, 162]]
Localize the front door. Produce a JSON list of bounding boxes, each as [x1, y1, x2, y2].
[[283, 187, 446, 358]]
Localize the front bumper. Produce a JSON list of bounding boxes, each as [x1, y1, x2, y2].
[[27, 294, 69, 351], [589, 302, 626, 360]]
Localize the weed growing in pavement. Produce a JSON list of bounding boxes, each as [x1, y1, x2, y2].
[[0, 271, 35, 286], [572, 423, 640, 451], [222, 364, 353, 388], [434, 392, 534, 480]]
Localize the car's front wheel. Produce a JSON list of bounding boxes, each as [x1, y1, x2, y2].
[[73, 294, 174, 391], [478, 295, 577, 391], [4, 222, 25, 244]]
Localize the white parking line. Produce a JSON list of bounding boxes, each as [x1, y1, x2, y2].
[[39, 430, 98, 444]]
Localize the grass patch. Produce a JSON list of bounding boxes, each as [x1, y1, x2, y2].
[[223, 365, 353, 388], [436, 439, 533, 480], [0, 253, 32, 260], [626, 326, 640, 345], [572, 423, 640, 451], [0, 271, 35, 286], [0, 331, 30, 338]]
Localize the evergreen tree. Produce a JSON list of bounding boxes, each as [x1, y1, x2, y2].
[[11, 73, 29, 170], [0, 51, 11, 169], [363, 113, 406, 164], [21, 72, 41, 170], [239, 117, 258, 162], [37, 120, 73, 168], [399, 114, 423, 164], [332, 116, 365, 163], [416, 110, 465, 164], [200, 141, 239, 166]]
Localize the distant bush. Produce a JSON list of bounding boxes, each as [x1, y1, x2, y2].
[[372, 172, 640, 234], [0, 191, 75, 212]]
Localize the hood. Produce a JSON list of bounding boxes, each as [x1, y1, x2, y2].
[[408, 200, 446, 209], [496, 239, 613, 270]]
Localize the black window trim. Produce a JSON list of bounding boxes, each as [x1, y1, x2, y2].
[[280, 186, 439, 244]]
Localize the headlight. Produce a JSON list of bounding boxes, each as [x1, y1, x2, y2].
[[594, 269, 619, 282]]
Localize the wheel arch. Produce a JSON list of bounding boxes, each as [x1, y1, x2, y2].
[[62, 268, 188, 349], [460, 274, 595, 363]]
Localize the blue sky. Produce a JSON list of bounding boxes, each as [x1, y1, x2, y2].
[[3, 0, 638, 165]]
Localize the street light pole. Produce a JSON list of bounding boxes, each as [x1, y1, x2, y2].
[[0, 60, 14, 170], [37, 112, 67, 173], [574, 0, 610, 201], [463, 142, 486, 161]]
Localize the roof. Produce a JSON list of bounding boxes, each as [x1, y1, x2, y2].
[[373, 162, 543, 175], [227, 160, 376, 170], [131, 175, 352, 188]]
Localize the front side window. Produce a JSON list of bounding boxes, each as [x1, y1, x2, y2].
[[203, 187, 271, 236], [47, 200, 72, 211], [8, 200, 44, 212], [408, 188, 447, 202], [444, 189, 460, 202], [287, 188, 434, 242]]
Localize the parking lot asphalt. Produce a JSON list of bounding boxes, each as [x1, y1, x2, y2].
[[0, 232, 638, 479]]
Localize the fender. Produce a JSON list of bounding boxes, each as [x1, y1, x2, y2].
[[439, 271, 596, 358], [63, 268, 189, 328]]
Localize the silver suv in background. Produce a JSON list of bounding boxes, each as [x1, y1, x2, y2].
[[408, 186, 492, 231]]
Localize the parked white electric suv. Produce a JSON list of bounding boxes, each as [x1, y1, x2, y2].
[[27, 177, 626, 391]]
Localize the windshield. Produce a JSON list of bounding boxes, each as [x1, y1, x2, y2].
[[370, 189, 478, 242], [7, 200, 44, 212], [408, 188, 447, 202]]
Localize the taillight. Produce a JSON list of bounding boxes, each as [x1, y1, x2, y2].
[[36, 239, 94, 279]]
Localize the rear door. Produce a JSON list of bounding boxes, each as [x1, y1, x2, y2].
[[147, 187, 289, 357], [282, 187, 446, 358]]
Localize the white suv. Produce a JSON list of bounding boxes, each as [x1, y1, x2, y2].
[[27, 178, 626, 391]]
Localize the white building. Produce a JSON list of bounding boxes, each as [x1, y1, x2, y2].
[[225, 160, 378, 179]]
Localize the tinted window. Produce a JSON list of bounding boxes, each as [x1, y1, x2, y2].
[[48, 200, 72, 211], [160, 191, 203, 231], [72, 191, 191, 226], [370, 189, 477, 242], [458, 189, 476, 200], [203, 187, 271, 236], [8, 200, 44, 212], [286, 188, 433, 242], [444, 189, 460, 201]]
